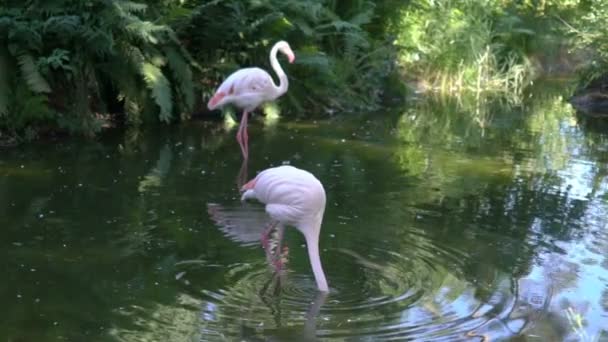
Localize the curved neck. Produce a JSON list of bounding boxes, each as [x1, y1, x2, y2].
[[269, 44, 289, 99], [302, 216, 329, 292]]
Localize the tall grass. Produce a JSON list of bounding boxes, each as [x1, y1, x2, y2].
[[389, 0, 542, 99]]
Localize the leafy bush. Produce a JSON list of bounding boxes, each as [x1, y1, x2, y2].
[[175, 0, 397, 115], [0, 0, 195, 140], [565, 0, 608, 86], [388, 0, 547, 98]]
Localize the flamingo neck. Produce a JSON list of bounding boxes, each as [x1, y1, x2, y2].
[[302, 215, 329, 292], [269, 43, 289, 99]]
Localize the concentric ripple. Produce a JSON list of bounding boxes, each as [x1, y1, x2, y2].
[[175, 222, 550, 341]]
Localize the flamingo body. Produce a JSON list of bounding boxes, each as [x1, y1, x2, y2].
[[207, 41, 295, 160], [241, 165, 329, 292], [208, 67, 276, 112]]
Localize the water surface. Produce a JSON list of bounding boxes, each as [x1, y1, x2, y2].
[[2, 81, 608, 341]]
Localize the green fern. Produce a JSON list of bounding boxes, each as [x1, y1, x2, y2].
[[115, 0, 148, 14], [42, 15, 81, 38], [141, 62, 173, 122], [163, 45, 194, 111], [125, 21, 168, 44], [17, 52, 51, 93]]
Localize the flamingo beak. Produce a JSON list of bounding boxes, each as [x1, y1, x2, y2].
[[288, 53, 295, 64]]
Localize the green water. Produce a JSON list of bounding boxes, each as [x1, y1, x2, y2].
[[2, 81, 608, 341]]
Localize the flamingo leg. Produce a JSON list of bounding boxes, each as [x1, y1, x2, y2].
[[236, 158, 248, 189], [236, 110, 249, 160], [272, 225, 287, 272], [261, 220, 278, 251]]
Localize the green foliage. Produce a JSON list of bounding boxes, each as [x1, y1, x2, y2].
[[141, 62, 173, 122], [0, 0, 196, 139], [389, 0, 540, 98], [177, 0, 397, 114], [566, 0, 608, 85]]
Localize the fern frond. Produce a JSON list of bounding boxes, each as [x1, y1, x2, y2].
[[81, 28, 114, 56], [124, 95, 142, 125], [115, 0, 148, 14], [125, 21, 168, 44], [17, 52, 51, 93], [292, 18, 315, 36], [140, 62, 173, 122], [349, 6, 374, 26], [163, 46, 194, 111], [42, 15, 81, 38], [9, 21, 43, 52], [296, 52, 331, 70]]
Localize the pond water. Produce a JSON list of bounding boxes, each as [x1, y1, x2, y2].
[[2, 80, 608, 341]]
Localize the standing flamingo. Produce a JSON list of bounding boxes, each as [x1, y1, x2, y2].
[[207, 41, 295, 160], [240, 165, 329, 292]]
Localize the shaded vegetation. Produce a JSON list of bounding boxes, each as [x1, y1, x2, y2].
[[0, 0, 197, 142], [2, 0, 608, 141], [0, 0, 398, 142]]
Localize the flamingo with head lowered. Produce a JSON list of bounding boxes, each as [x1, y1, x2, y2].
[[207, 41, 295, 160], [241, 165, 329, 293]]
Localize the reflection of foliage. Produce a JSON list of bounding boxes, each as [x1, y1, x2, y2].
[[516, 85, 579, 173], [138, 144, 173, 193], [564, 306, 599, 342], [394, 97, 514, 203], [109, 293, 202, 341]]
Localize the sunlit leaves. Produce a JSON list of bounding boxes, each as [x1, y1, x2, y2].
[[389, 0, 537, 97], [141, 62, 173, 123], [163, 46, 195, 112]]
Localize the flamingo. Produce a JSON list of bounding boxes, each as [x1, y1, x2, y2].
[[240, 165, 329, 292], [207, 41, 295, 160]]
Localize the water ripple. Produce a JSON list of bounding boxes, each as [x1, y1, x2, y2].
[[179, 225, 537, 341]]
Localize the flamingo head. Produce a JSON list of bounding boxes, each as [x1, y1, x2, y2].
[[277, 41, 295, 64]]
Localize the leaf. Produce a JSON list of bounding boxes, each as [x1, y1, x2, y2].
[[115, 1, 148, 14], [296, 52, 330, 70], [292, 18, 315, 36], [43, 15, 81, 38], [125, 21, 168, 44], [349, 9, 374, 26], [17, 52, 51, 93], [163, 46, 194, 111], [140, 62, 173, 122]]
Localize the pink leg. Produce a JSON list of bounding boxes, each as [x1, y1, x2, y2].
[[236, 111, 249, 160], [272, 226, 287, 272], [236, 158, 248, 189], [261, 220, 278, 250], [243, 126, 249, 160]]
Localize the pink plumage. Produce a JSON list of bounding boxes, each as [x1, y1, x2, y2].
[[241, 165, 329, 292]]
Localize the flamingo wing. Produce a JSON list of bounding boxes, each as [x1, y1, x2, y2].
[[208, 68, 274, 110], [241, 166, 326, 223], [207, 203, 272, 247]]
